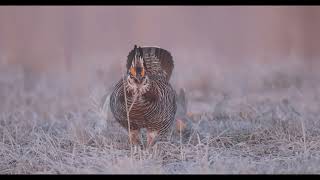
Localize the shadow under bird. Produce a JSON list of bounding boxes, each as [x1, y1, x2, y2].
[[109, 45, 177, 148]]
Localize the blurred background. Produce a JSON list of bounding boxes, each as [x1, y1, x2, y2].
[[0, 6, 319, 98]]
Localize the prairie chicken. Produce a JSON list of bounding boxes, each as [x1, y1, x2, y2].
[[109, 45, 177, 148]]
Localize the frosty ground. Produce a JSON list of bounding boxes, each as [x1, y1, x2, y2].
[[1, 64, 320, 174]]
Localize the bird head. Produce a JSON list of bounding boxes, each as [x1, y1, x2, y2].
[[127, 45, 150, 94]]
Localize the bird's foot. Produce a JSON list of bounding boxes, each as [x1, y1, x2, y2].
[[146, 130, 158, 149]]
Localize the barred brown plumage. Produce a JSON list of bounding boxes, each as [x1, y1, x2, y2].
[[110, 45, 177, 148]]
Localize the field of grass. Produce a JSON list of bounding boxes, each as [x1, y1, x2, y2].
[[1, 63, 320, 174]]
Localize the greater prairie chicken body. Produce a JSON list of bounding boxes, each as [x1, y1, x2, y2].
[[110, 45, 177, 148]]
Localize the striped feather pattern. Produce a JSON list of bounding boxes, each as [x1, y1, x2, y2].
[[110, 45, 177, 144], [127, 46, 174, 81], [110, 75, 176, 136]]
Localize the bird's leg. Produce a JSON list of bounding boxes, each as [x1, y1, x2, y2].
[[129, 129, 141, 147], [146, 130, 158, 148]]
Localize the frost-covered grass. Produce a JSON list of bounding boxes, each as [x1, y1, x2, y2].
[[1, 64, 320, 174]]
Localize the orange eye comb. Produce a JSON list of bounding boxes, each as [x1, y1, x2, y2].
[[141, 68, 145, 77], [130, 67, 136, 77]]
